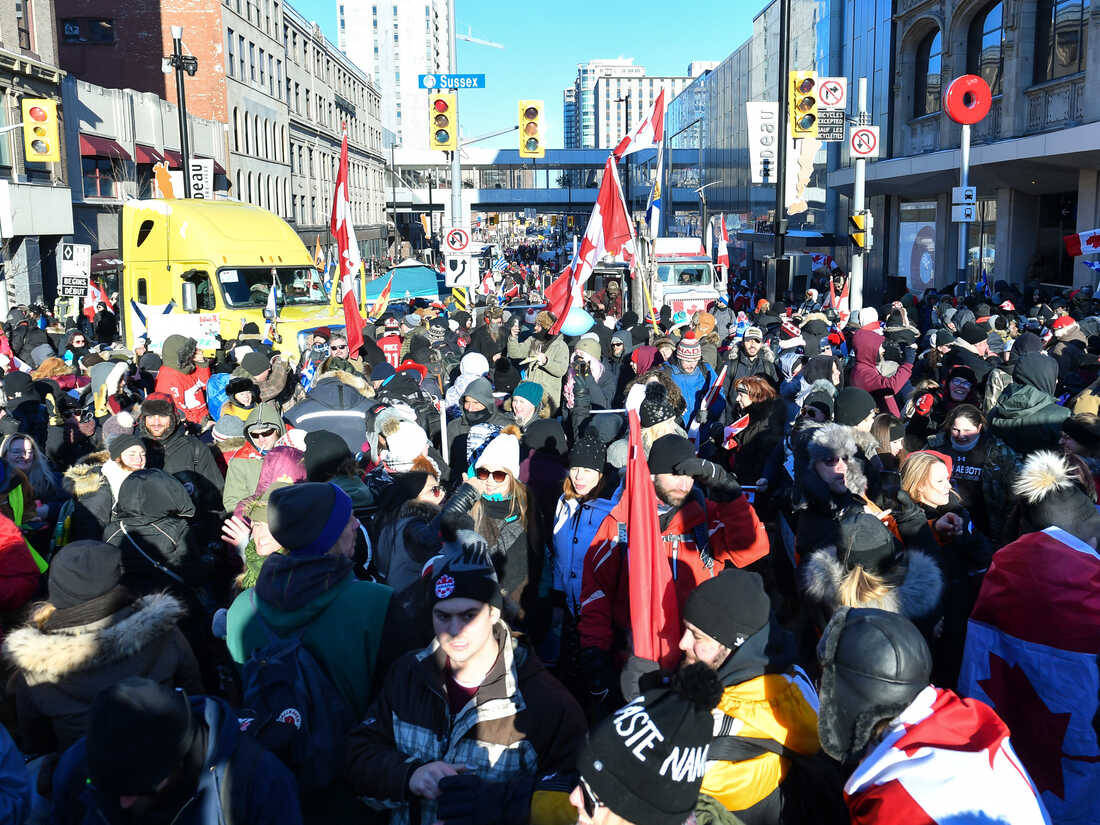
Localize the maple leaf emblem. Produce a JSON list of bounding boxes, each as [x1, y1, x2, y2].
[[1087, 234, 1100, 249], [978, 653, 1071, 798]]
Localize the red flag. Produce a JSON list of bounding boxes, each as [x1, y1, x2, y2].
[[544, 156, 633, 334], [610, 409, 680, 670], [716, 214, 730, 275], [83, 280, 114, 322], [613, 89, 665, 160], [330, 125, 364, 357], [723, 414, 751, 450], [367, 272, 394, 321]]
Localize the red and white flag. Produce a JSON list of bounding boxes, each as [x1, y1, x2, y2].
[[716, 214, 730, 276], [959, 527, 1100, 823], [544, 156, 633, 334], [330, 125, 364, 357], [610, 409, 680, 670], [1064, 228, 1100, 256], [845, 686, 1050, 825], [613, 89, 665, 160], [811, 253, 839, 272], [83, 280, 114, 322], [830, 276, 851, 326], [723, 414, 751, 450]]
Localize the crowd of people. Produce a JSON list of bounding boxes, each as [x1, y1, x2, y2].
[[0, 272, 1095, 825]]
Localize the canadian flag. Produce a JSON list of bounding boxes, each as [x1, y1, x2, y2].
[[613, 88, 665, 160], [83, 280, 114, 322], [1064, 228, 1100, 256], [330, 125, 364, 357], [723, 414, 751, 450], [716, 214, 730, 275], [830, 276, 851, 326], [544, 156, 634, 334], [811, 253, 839, 272]]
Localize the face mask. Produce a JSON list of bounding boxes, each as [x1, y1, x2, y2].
[[950, 434, 980, 452], [465, 406, 491, 425]]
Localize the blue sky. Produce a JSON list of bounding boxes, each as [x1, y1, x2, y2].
[[292, 0, 756, 147]]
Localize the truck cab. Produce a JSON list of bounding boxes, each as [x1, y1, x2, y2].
[[648, 238, 724, 317], [120, 199, 345, 358]]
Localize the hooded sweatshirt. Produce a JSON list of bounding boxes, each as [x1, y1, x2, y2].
[[849, 328, 914, 417], [223, 403, 289, 512], [154, 334, 210, 424], [988, 352, 1070, 454]]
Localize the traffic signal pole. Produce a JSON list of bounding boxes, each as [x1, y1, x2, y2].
[[448, 1, 462, 229], [170, 27, 192, 197], [773, 0, 791, 261], [851, 77, 868, 311]]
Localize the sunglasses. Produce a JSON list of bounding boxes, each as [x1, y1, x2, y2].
[[475, 468, 508, 483], [331, 344, 349, 351], [579, 777, 602, 818], [250, 428, 278, 438]]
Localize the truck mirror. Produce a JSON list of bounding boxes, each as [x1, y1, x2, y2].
[[181, 282, 198, 313]]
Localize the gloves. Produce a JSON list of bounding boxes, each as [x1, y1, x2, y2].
[[577, 646, 615, 702], [695, 407, 708, 425], [573, 357, 590, 377], [619, 655, 664, 701], [437, 775, 530, 825], [674, 457, 742, 502], [914, 392, 935, 417]]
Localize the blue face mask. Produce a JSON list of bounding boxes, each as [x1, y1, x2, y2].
[[950, 433, 981, 452]]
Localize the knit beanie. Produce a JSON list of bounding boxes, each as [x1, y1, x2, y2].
[[424, 529, 501, 608], [676, 331, 701, 360], [87, 678, 195, 796], [683, 568, 770, 651], [240, 351, 270, 377], [212, 414, 245, 441], [639, 382, 678, 429], [576, 335, 602, 361], [835, 511, 904, 576], [857, 307, 879, 328], [512, 380, 544, 410], [101, 413, 136, 448], [833, 387, 876, 426], [476, 432, 520, 479], [47, 540, 126, 613], [460, 351, 490, 377], [569, 434, 607, 473], [958, 321, 988, 345], [1063, 415, 1100, 451], [778, 320, 805, 350], [647, 434, 696, 475], [383, 421, 431, 473], [108, 433, 146, 462], [578, 664, 723, 825], [267, 482, 353, 557], [371, 362, 396, 382], [304, 429, 354, 480], [1013, 450, 1100, 536]]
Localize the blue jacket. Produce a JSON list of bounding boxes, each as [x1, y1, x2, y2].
[[0, 723, 30, 825], [284, 373, 374, 454], [205, 372, 231, 422], [50, 696, 302, 825], [665, 362, 719, 427], [552, 490, 620, 615]]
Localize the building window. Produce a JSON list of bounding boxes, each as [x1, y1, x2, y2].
[[233, 107, 241, 151], [1035, 0, 1090, 82], [249, 42, 256, 81], [61, 18, 115, 44], [227, 29, 236, 77], [268, 54, 274, 95], [968, 2, 1004, 96], [914, 30, 943, 117], [82, 157, 116, 198], [239, 35, 246, 78], [15, 0, 34, 50], [259, 48, 266, 86]]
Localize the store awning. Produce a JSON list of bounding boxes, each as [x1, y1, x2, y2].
[[194, 155, 226, 175], [91, 249, 123, 273], [134, 144, 165, 165], [78, 134, 131, 162], [163, 149, 183, 168]]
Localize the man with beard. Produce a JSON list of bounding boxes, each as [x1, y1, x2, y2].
[[139, 392, 225, 515], [467, 305, 509, 364], [728, 327, 778, 384], [508, 310, 570, 414], [576, 435, 769, 710]]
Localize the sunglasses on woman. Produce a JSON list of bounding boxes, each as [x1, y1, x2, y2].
[[475, 468, 508, 482], [578, 777, 603, 818]]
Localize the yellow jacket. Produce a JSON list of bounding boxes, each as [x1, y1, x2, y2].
[[700, 670, 820, 819]]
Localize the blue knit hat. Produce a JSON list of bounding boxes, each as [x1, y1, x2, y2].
[[512, 380, 543, 409], [267, 482, 353, 557]]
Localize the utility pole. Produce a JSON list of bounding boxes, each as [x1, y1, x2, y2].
[[957, 123, 972, 285], [616, 91, 631, 216], [851, 77, 868, 310], [448, 0, 461, 230], [773, 0, 791, 260], [166, 26, 198, 197]]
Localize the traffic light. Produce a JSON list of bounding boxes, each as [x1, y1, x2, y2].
[[849, 211, 873, 252], [518, 99, 544, 158], [428, 92, 457, 151], [789, 72, 818, 139], [21, 98, 60, 163]]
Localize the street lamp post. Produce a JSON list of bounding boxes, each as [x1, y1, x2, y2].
[[615, 92, 632, 214], [695, 181, 722, 248], [166, 26, 198, 197]]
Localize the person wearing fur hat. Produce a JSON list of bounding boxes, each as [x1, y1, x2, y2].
[[347, 531, 586, 825], [284, 359, 376, 454], [663, 331, 720, 429], [3, 541, 202, 755], [818, 609, 1048, 825], [217, 372, 261, 424], [153, 334, 210, 425], [507, 310, 570, 414]]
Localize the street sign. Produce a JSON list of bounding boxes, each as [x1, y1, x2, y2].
[[444, 254, 477, 287], [952, 186, 977, 204], [443, 226, 471, 254], [418, 73, 486, 90], [952, 204, 977, 223], [188, 158, 213, 200], [58, 242, 91, 297], [849, 126, 880, 158], [818, 77, 848, 110], [817, 110, 845, 142]]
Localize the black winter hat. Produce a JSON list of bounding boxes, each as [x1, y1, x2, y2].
[[304, 429, 354, 480], [569, 434, 607, 472], [578, 663, 723, 825], [1063, 415, 1100, 450], [268, 482, 353, 557], [240, 351, 270, 377], [836, 511, 904, 576], [3, 372, 39, 405], [817, 608, 932, 763], [833, 387, 876, 426], [1014, 450, 1100, 537], [492, 357, 521, 395], [647, 434, 696, 475], [108, 433, 146, 462], [639, 382, 678, 429], [48, 540, 125, 610], [87, 677, 196, 796], [425, 527, 501, 608], [683, 568, 770, 651], [958, 321, 988, 345]]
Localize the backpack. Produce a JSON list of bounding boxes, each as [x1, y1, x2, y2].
[[238, 592, 355, 791], [706, 735, 849, 825]]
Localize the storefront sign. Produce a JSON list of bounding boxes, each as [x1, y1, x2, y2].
[[746, 101, 780, 184]]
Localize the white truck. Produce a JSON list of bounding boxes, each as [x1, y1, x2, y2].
[[633, 237, 725, 319]]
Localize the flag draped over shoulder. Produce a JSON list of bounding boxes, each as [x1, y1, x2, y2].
[[609, 409, 680, 670], [330, 126, 364, 357], [613, 88, 665, 160], [544, 156, 633, 334]]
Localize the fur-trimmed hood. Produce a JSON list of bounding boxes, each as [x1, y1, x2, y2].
[[795, 422, 869, 503], [63, 451, 110, 497], [312, 368, 374, 399], [799, 549, 943, 620], [3, 593, 186, 685]]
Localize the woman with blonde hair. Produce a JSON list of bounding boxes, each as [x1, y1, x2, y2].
[[0, 432, 64, 524]]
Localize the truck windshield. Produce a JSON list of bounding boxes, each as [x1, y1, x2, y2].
[[217, 267, 329, 308], [657, 263, 711, 286]]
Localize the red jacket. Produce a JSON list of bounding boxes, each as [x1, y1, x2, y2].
[[849, 328, 913, 417], [0, 514, 39, 615], [577, 492, 769, 652], [378, 334, 402, 368], [154, 365, 210, 424]]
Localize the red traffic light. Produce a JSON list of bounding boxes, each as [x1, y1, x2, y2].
[[28, 106, 47, 122], [523, 106, 539, 120], [433, 98, 449, 113]]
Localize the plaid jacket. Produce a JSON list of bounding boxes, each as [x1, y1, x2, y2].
[[346, 622, 585, 825]]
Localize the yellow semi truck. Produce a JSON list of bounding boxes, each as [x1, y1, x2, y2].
[[119, 199, 347, 358]]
